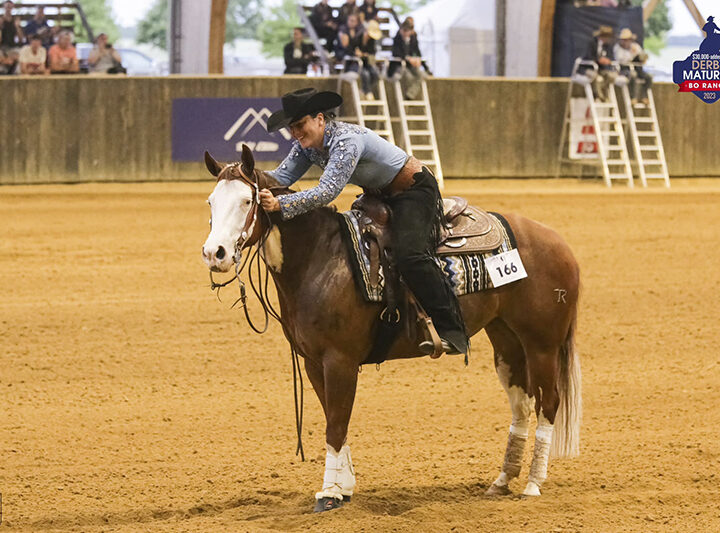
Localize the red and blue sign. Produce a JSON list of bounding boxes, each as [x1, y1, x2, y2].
[[673, 15, 720, 104], [171, 98, 293, 161]]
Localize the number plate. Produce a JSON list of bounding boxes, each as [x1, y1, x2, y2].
[[484, 249, 527, 287]]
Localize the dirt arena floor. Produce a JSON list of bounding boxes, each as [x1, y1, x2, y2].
[[2, 178, 720, 532]]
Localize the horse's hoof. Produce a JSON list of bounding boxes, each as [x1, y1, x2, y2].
[[314, 496, 344, 513], [485, 483, 512, 497], [521, 481, 542, 497]]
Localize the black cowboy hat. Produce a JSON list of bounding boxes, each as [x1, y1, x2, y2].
[[266, 88, 342, 133]]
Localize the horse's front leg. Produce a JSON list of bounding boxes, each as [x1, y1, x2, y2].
[[313, 351, 359, 513]]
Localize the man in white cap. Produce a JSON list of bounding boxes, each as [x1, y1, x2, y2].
[[614, 28, 651, 105]]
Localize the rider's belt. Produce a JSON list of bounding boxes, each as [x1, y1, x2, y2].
[[382, 156, 423, 196]]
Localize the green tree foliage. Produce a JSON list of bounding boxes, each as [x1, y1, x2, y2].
[[136, 0, 166, 49], [74, 0, 119, 43], [257, 0, 299, 58], [632, 0, 672, 54], [386, 0, 431, 16], [136, 0, 263, 50]]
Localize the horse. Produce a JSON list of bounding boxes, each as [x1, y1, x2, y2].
[[201, 145, 582, 512]]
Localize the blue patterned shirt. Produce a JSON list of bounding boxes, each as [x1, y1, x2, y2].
[[269, 121, 408, 219]]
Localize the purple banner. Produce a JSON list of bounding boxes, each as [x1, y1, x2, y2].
[[171, 98, 294, 161]]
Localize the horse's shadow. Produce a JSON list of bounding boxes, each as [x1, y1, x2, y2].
[[25, 481, 518, 529]]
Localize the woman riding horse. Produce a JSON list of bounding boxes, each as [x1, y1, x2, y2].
[[259, 87, 468, 357]]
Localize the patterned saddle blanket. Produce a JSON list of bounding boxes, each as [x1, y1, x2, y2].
[[338, 207, 518, 303]]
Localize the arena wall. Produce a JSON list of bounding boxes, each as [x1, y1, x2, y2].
[[0, 75, 717, 184]]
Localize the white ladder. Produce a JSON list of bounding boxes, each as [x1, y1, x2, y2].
[[336, 72, 395, 144], [393, 79, 443, 188], [557, 61, 634, 188], [587, 83, 634, 187], [619, 85, 670, 188]]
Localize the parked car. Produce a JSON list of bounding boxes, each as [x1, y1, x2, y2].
[[76, 43, 165, 76]]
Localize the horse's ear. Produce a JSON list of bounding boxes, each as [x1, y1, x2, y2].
[[204, 151, 222, 177], [240, 144, 255, 180]]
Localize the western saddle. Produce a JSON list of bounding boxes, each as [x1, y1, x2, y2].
[[352, 194, 504, 363]]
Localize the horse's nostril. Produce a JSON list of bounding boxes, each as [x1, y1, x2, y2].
[[216, 246, 226, 260]]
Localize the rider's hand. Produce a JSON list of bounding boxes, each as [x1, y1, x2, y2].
[[259, 189, 280, 212]]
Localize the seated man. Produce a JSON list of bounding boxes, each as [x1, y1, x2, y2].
[[309, 0, 337, 53], [88, 32, 125, 74], [389, 19, 424, 100], [581, 25, 617, 102], [22, 6, 49, 41], [48, 30, 79, 74], [614, 28, 652, 105], [283, 27, 315, 74], [19, 34, 47, 74]]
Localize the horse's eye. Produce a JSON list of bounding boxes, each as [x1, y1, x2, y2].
[[244, 199, 252, 206]]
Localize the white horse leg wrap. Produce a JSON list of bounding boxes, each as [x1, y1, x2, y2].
[[527, 423, 553, 488], [501, 423, 529, 480], [315, 444, 356, 500]]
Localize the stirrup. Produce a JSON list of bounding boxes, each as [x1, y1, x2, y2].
[[419, 339, 460, 356]]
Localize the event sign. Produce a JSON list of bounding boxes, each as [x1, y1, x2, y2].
[[172, 98, 293, 161], [673, 15, 720, 104]]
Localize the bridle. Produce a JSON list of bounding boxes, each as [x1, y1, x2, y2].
[[207, 161, 306, 461]]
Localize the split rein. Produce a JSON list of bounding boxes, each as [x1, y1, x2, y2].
[[207, 165, 305, 461]]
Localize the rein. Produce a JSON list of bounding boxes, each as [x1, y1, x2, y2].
[[208, 163, 305, 461]]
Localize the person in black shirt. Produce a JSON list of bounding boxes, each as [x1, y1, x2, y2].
[[389, 19, 424, 99], [359, 0, 378, 23], [336, 12, 364, 71], [309, 0, 337, 53], [284, 27, 316, 74], [581, 25, 618, 102], [337, 0, 359, 27]]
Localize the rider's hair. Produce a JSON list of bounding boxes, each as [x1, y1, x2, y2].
[[311, 111, 336, 122]]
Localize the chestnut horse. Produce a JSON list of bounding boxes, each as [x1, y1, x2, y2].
[[201, 146, 581, 512]]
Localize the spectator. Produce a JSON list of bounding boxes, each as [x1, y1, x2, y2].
[[337, 0, 358, 27], [389, 18, 424, 100], [358, 19, 381, 99], [614, 28, 652, 105], [48, 30, 79, 73], [19, 34, 47, 74], [23, 6, 49, 41], [88, 32, 125, 74], [0, 46, 17, 74], [336, 12, 364, 71], [582, 25, 617, 102], [283, 27, 315, 74], [1, 1, 24, 51], [309, 0, 337, 53], [359, 0, 378, 23]]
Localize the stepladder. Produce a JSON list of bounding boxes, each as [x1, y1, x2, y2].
[[617, 66, 670, 187], [335, 59, 395, 145], [558, 59, 634, 187], [392, 75, 443, 189]]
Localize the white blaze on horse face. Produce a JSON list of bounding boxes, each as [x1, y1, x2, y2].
[[202, 179, 255, 272]]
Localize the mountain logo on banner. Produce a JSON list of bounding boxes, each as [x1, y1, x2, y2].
[[224, 107, 292, 153], [171, 98, 294, 162], [673, 15, 720, 104]]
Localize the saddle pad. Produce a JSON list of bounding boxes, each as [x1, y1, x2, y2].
[[337, 210, 518, 303]]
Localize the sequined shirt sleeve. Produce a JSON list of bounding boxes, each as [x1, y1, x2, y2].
[[267, 142, 312, 187], [278, 135, 362, 220]]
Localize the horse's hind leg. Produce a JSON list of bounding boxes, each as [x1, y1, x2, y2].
[[522, 341, 561, 497], [485, 319, 534, 496]]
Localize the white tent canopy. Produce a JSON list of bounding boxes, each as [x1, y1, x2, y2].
[[410, 0, 541, 78]]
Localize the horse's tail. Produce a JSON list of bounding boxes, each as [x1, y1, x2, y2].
[[550, 307, 582, 459]]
